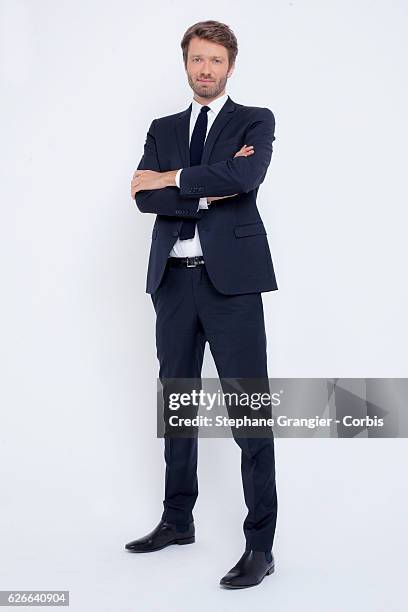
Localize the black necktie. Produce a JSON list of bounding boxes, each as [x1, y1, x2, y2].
[[179, 105, 210, 240]]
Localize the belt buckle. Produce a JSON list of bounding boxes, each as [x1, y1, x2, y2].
[[186, 257, 197, 268]]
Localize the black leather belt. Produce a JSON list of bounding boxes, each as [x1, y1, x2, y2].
[[168, 256, 205, 268]]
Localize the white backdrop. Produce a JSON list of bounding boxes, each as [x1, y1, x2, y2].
[[1, 1, 407, 610]]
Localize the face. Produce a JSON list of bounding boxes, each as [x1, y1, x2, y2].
[[185, 36, 234, 102]]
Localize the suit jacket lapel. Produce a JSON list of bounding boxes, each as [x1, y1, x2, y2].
[[201, 96, 236, 165], [175, 104, 192, 169], [175, 96, 237, 168]]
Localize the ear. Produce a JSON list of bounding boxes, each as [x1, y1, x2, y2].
[[227, 63, 235, 78]]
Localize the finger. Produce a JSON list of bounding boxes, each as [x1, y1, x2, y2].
[[236, 147, 252, 155], [234, 149, 254, 157]]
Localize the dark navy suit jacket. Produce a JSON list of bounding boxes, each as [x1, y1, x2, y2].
[[135, 95, 278, 295]]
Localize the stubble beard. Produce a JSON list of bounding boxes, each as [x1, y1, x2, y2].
[[188, 73, 228, 100]]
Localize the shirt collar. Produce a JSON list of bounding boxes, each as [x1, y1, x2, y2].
[[191, 92, 229, 120]]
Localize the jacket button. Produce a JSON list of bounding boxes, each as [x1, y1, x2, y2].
[[172, 230, 179, 237]]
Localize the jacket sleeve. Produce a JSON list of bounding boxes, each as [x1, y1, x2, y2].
[[134, 119, 201, 218], [179, 108, 275, 198]]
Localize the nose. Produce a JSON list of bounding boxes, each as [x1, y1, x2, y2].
[[200, 61, 212, 76]]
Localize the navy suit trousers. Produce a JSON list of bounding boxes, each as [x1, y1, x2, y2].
[[150, 262, 278, 553]]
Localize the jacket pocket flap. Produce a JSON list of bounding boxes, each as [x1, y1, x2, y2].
[[234, 222, 266, 238]]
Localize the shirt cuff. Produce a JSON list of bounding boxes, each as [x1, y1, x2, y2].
[[175, 169, 182, 188], [198, 197, 209, 210]]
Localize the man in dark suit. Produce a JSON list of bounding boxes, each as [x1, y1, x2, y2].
[[126, 20, 278, 589]]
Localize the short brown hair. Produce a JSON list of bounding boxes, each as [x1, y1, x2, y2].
[[181, 20, 238, 69]]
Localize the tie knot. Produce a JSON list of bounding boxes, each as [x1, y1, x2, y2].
[[200, 106, 210, 114]]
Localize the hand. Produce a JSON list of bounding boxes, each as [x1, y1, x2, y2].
[[234, 144, 254, 158], [207, 194, 239, 203], [207, 144, 254, 203], [131, 170, 165, 198]]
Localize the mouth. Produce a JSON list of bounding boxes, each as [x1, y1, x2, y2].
[[197, 79, 214, 83]]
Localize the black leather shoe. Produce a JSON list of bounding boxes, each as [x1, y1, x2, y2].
[[125, 520, 195, 553], [220, 550, 275, 589]]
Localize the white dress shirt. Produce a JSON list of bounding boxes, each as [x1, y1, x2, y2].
[[169, 92, 229, 258]]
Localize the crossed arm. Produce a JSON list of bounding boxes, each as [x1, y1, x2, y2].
[[131, 108, 275, 217]]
